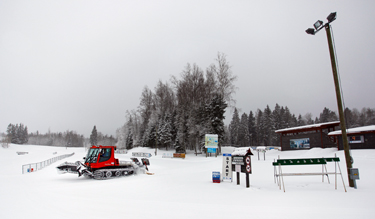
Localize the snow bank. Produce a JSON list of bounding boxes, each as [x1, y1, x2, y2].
[[0, 144, 374, 219]]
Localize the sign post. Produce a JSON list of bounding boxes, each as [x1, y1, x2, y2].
[[235, 165, 241, 185], [256, 146, 266, 161], [231, 147, 253, 188], [245, 156, 251, 188], [222, 154, 232, 182]]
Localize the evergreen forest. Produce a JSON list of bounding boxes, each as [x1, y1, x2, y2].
[[3, 54, 375, 150]]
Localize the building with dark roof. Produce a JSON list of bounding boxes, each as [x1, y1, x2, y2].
[[275, 121, 340, 151], [328, 125, 375, 150]]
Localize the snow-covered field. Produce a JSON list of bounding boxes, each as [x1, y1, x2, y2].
[[1, 144, 374, 219]]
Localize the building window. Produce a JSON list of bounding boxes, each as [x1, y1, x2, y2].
[[348, 135, 364, 144]]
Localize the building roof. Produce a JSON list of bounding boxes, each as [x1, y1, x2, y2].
[[328, 125, 375, 136], [232, 147, 254, 156], [275, 121, 340, 134]]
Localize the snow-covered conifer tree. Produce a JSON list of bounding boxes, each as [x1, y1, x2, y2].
[[90, 126, 98, 146], [262, 105, 273, 146], [248, 111, 256, 146], [229, 108, 240, 146], [238, 112, 249, 147]]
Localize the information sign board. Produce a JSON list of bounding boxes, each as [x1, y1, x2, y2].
[[205, 134, 218, 148], [290, 138, 310, 149], [232, 156, 244, 165], [162, 153, 173, 158], [232, 156, 252, 173], [173, 153, 186, 158], [132, 152, 152, 158]]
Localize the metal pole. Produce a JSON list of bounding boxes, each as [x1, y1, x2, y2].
[[325, 24, 354, 187]]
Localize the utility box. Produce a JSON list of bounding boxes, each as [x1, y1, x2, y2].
[[349, 168, 360, 189], [350, 168, 360, 180]]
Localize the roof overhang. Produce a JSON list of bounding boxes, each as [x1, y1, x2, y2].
[[328, 125, 375, 136], [275, 121, 340, 135]]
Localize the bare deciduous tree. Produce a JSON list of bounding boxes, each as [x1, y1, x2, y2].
[[207, 52, 237, 108]]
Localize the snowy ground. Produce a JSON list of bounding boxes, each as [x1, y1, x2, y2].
[[1, 144, 374, 219]]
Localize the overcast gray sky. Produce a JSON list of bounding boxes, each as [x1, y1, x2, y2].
[[1, 0, 375, 137]]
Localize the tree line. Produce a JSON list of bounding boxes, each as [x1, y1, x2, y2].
[[227, 105, 375, 147], [89, 125, 117, 146], [6, 123, 28, 144], [4, 52, 374, 150], [116, 53, 236, 153], [27, 126, 116, 147], [27, 130, 85, 147], [116, 52, 375, 151], [5, 123, 86, 147], [4, 123, 115, 148]]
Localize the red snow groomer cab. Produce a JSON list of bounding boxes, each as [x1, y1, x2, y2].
[[57, 145, 149, 180], [85, 145, 121, 169]]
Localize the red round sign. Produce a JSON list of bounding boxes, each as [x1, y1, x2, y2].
[[246, 156, 250, 164], [246, 165, 251, 173]]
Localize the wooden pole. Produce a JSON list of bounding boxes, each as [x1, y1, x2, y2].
[[280, 134, 283, 150], [325, 24, 354, 187], [236, 172, 240, 185], [246, 173, 250, 188]]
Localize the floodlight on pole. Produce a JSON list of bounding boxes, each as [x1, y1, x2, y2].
[[314, 20, 324, 30], [327, 12, 337, 23], [305, 28, 315, 35], [306, 12, 355, 188]]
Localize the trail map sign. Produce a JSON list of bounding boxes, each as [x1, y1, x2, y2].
[[205, 134, 218, 148], [205, 134, 218, 156]]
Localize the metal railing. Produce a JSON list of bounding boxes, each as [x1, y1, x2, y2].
[[22, 153, 75, 174]]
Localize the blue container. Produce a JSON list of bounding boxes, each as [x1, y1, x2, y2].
[[212, 171, 221, 183]]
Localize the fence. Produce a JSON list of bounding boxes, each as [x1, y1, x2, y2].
[[22, 153, 75, 174]]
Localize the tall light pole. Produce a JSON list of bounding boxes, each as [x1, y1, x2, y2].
[[306, 12, 354, 187]]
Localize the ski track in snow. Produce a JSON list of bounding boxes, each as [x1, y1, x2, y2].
[[1, 144, 374, 219]]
